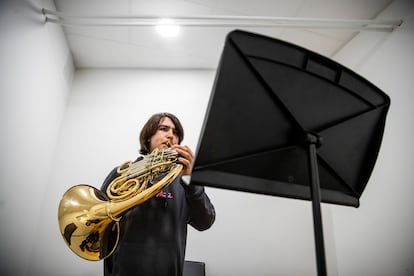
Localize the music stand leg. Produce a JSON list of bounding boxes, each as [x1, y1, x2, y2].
[[307, 134, 327, 276]]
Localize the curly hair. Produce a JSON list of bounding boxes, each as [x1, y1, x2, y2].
[[139, 112, 184, 155]]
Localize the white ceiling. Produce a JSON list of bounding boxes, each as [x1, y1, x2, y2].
[[52, 0, 395, 70]]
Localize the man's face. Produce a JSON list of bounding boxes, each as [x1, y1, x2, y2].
[[149, 117, 179, 151]]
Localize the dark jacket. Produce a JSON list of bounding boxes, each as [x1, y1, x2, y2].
[[100, 156, 216, 276]]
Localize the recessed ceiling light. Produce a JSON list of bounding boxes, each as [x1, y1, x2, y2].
[[156, 18, 180, 38]]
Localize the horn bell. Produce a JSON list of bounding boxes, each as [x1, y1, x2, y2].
[[58, 184, 120, 261]]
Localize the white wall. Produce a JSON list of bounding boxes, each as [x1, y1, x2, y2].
[[47, 3, 413, 275], [331, 1, 414, 275], [45, 69, 325, 276], [0, 0, 73, 275], [2, 0, 414, 275], [38, 69, 217, 276]]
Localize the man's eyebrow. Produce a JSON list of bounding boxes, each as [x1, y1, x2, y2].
[[158, 124, 176, 130]]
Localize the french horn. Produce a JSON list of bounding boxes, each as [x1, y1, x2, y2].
[[58, 146, 183, 261]]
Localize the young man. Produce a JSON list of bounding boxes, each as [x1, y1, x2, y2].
[[101, 112, 216, 276]]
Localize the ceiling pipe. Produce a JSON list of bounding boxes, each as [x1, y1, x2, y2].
[[42, 8, 402, 32]]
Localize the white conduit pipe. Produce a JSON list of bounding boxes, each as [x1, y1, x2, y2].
[[42, 8, 403, 32]]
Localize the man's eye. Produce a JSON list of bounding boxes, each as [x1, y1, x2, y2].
[[159, 126, 169, 132]]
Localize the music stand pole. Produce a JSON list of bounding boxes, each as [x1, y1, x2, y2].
[[307, 133, 327, 276]]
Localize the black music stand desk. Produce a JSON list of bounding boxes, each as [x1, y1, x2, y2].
[[190, 30, 390, 276]]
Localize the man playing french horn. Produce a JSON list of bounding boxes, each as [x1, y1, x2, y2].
[[100, 112, 216, 276]]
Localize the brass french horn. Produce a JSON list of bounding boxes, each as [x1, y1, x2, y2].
[[58, 146, 183, 261]]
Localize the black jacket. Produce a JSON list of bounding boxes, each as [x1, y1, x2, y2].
[[100, 157, 216, 276]]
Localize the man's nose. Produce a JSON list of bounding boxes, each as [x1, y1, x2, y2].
[[166, 129, 174, 138]]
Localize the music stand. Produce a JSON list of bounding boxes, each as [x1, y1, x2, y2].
[[190, 30, 390, 276]]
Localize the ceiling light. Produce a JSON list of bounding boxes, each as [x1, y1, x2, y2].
[[155, 19, 180, 37]]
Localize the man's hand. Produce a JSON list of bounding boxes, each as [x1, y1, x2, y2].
[[172, 145, 194, 176]]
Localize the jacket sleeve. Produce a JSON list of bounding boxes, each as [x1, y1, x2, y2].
[[181, 178, 216, 231]]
